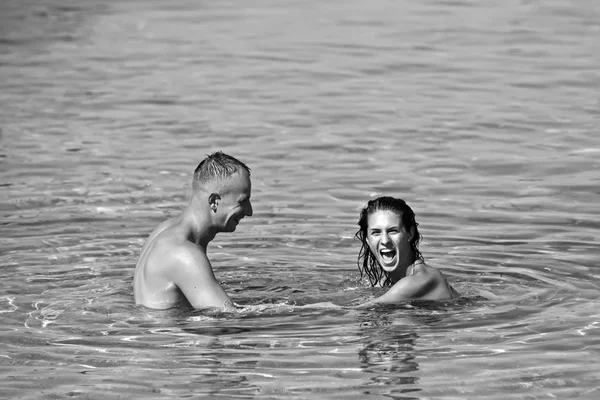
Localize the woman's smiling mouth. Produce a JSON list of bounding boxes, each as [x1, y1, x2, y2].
[[379, 248, 397, 266]]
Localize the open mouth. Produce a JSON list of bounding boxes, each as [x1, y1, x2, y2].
[[379, 248, 397, 267]]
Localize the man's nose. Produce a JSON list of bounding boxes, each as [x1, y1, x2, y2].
[[245, 201, 253, 217]]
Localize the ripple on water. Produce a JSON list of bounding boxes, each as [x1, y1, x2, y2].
[[1, 0, 600, 398]]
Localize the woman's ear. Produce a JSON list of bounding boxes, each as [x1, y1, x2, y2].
[[408, 226, 415, 242], [208, 193, 221, 212]]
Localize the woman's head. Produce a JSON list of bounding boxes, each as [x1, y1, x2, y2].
[[355, 197, 423, 287]]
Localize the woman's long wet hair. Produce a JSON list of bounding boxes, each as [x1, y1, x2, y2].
[[355, 197, 424, 287]]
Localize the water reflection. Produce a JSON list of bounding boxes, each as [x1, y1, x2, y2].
[[356, 309, 421, 398]]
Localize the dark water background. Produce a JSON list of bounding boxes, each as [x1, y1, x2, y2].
[[1, 0, 599, 398]]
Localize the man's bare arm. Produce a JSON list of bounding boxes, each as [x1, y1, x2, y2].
[[169, 243, 234, 310]]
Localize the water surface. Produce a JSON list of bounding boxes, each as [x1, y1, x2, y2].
[[1, 0, 599, 398]]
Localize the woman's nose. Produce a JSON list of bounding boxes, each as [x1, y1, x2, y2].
[[381, 233, 391, 244]]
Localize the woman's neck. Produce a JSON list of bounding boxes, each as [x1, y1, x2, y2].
[[388, 256, 419, 283]]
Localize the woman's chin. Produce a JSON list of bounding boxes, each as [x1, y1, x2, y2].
[[378, 258, 399, 273]]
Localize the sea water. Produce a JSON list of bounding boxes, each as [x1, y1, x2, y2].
[[1, 0, 599, 398]]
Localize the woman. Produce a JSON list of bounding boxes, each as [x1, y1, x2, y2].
[[356, 196, 458, 306]]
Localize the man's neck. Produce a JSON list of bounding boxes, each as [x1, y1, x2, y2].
[[181, 205, 216, 249]]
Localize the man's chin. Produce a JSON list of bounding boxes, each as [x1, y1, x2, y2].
[[225, 220, 239, 232]]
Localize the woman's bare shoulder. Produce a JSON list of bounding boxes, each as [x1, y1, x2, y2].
[[409, 261, 440, 276], [416, 261, 459, 299]]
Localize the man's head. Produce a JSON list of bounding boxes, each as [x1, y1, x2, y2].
[[193, 151, 253, 232]]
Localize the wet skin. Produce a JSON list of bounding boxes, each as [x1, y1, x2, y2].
[[361, 210, 458, 306], [133, 171, 253, 310]]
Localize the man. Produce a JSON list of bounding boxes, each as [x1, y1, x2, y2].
[[133, 151, 253, 310]]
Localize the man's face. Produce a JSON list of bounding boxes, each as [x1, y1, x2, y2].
[[217, 171, 253, 232]]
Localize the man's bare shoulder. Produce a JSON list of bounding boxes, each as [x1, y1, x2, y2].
[[135, 222, 230, 310], [147, 218, 180, 245], [134, 221, 211, 309], [142, 224, 206, 268]]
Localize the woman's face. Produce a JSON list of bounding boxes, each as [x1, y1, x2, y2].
[[366, 210, 414, 275]]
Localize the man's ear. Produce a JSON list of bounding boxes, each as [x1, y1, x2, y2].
[[208, 193, 221, 212]]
